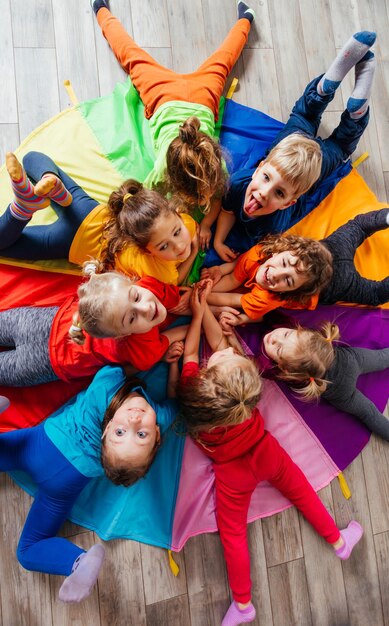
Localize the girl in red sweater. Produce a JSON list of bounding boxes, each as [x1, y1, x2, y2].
[[177, 281, 363, 626]]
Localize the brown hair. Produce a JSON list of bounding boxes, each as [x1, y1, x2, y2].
[[100, 378, 161, 487], [68, 260, 138, 345], [276, 322, 339, 400], [259, 234, 333, 304], [177, 355, 262, 439], [265, 133, 322, 197], [101, 179, 179, 269], [166, 116, 228, 213]]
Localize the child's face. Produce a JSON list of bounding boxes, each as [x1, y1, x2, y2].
[[102, 392, 160, 466], [263, 327, 300, 363], [146, 212, 192, 262], [243, 162, 297, 218], [256, 251, 308, 292], [112, 283, 167, 336], [207, 347, 247, 370]]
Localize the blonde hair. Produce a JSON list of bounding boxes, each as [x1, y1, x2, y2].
[[276, 322, 340, 401], [68, 259, 137, 345], [259, 234, 333, 303], [166, 116, 228, 213], [177, 355, 262, 439], [265, 133, 322, 198]]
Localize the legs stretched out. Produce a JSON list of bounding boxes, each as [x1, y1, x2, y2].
[[94, 4, 252, 119], [0, 151, 98, 260], [0, 424, 104, 602]]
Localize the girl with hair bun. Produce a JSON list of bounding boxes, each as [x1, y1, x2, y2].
[[91, 0, 256, 249], [262, 319, 389, 440], [0, 152, 198, 285], [0, 259, 187, 387]]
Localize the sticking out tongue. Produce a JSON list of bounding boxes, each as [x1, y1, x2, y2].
[[245, 196, 261, 216]]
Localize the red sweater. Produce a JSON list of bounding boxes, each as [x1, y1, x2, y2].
[[181, 362, 340, 603], [50, 277, 179, 381]]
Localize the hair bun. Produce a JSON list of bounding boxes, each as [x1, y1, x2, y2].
[[179, 116, 201, 145]]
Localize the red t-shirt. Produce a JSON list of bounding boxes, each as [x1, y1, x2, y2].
[[49, 276, 180, 381], [233, 244, 319, 320]]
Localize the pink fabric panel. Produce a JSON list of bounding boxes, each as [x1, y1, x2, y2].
[[171, 379, 339, 551]]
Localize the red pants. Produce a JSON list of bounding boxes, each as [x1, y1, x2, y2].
[[213, 431, 340, 603], [96, 8, 250, 120]]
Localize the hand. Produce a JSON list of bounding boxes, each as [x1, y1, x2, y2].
[[163, 340, 185, 363], [214, 241, 239, 263], [200, 265, 222, 286], [169, 287, 192, 315], [219, 310, 241, 335], [190, 281, 209, 318], [199, 223, 212, 250]]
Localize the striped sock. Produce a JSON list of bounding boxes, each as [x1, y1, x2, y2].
[[35, 174, 73, 206], [9, 169, 50, 221]]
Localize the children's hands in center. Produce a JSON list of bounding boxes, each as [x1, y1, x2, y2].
[[218, 310, 241, 335], [169, 287, 192, 315], [200, 265, 222, 286], [190, 279, 213, 318], [163, 340, 185, 363]]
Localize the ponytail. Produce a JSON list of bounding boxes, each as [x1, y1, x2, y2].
[[166, 116, 227, 213], [276, 322, 339, 401], [101, 180, 170, 269]]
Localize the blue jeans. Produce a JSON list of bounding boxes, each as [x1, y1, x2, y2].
[[269, 75, 369, 185], [0, 151, 98, 259], [1, 423, 90, 575]]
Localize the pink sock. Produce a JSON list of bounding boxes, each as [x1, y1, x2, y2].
[[58, 544, 105, 603], [335, 520, 363, 560], [222, 601, 256, 626]]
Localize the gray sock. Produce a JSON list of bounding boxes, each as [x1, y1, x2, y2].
[[347, 51, 376, 119]]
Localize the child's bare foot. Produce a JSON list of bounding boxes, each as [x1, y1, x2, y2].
[[6, 152, 23, 182], [35, 174, 73, 207]]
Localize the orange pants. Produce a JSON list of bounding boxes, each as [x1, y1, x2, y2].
[[97, 8, 250, 120]]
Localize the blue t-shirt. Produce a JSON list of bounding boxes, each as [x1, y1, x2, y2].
[[44, 366, 178, 478]]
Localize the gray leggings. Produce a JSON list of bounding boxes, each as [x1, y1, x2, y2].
[[0, 307, 59, 386]]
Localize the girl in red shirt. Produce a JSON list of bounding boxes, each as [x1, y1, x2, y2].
[[0, 260, 187, 387], [176, 281, 363, 626]]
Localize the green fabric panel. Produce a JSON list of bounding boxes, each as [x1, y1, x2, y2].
[[78, 78, 156, 182]]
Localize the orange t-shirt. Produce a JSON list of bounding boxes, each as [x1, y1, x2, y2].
[[233, 244, 319, 320]]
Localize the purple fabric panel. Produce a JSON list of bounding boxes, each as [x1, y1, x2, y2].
[[239, 305, 389, 470]]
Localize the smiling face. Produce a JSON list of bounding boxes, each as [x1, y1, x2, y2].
[[243, 161, 297, 218], [110, 283, 167, 336], [263, 327, 301, 363], [256, 251, 308, 292], [102, 392, 160, 467], [146, 212, 192, 262]]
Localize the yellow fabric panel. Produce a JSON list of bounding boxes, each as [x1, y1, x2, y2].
[[0, 107, 125, 272], [287, 168, 389, 309]]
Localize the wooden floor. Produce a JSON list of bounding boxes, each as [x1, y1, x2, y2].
[[1, 0, 389, 624]]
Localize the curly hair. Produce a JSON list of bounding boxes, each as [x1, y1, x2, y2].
[[100, 378, 161, 487], [264, 133, 323, 198], [276, 321, 339, 401], [101, 179, 177, 270], [166, 116, 228, 213], [176, 355, 262, 440], [259, 234, 333, 304]]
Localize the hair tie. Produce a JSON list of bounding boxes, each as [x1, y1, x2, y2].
[[325, 336, 332, 342], [309, 377, 315, 383], [84, 262, 97, 276], [123, 192, 133, 202], [70, 323, 82, 334]]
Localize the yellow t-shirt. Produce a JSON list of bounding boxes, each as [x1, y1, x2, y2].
[[69, 208, 196, 285]]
